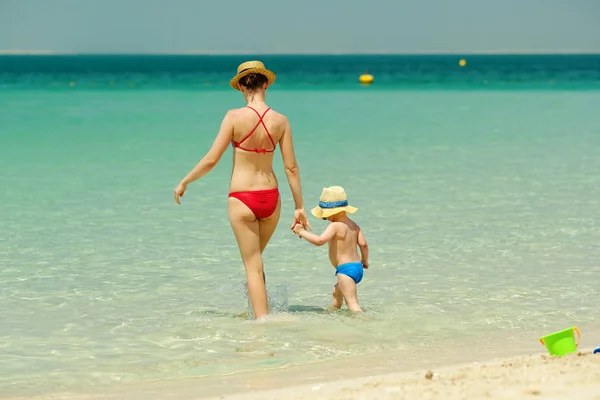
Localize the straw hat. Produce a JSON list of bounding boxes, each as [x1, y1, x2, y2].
[[311, 186, 358, 219], [229, 60, 276, 91]]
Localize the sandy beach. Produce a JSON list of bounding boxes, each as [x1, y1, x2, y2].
[[207, 351, 600, 400], [3, 349, 599, 400]]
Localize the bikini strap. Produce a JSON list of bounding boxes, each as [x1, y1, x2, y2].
[[232, 106, 276, 152]]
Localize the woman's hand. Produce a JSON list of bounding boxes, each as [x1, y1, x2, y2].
[[291, 208, 312, 231], [174, 182, 187, 205]]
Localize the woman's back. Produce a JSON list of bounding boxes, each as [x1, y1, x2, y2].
[[229, 105, 287, 192]]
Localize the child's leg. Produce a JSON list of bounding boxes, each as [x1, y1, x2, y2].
[[336, 274, 362, 312], [329, 283, 344, 309]]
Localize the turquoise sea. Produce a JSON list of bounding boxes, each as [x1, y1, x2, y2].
[[1, 55, 600, 398]]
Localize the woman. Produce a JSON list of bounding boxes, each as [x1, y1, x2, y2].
[[173, 61, 311, 320]]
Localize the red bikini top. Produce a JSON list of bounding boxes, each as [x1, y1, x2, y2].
[[231, 106, 276, 154]]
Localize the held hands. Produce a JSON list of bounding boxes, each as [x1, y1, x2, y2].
[[292, 223, 305, 235], [173, 182, 187, 205], [291, 208, 312, 232]]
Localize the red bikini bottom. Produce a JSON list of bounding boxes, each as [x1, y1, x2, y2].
[[228, 188, 280, 219]]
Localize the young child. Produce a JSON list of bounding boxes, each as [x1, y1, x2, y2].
[[293, 186, 369, 312]]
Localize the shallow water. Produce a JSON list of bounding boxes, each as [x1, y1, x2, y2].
[[1, 57, 600, 396]]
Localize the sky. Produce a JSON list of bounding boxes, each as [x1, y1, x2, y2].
[[0, 0, 599, 54]]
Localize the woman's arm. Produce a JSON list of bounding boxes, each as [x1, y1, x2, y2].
[[181, 111, 234, 184], [279, 117, 311, 230], [174, 111, 234, 204], [279, 117, 303, 209]]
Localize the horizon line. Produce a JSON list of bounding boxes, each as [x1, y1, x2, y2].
[[1, 49, 600, 56]]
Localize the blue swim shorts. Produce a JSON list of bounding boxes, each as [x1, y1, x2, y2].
[[335, 262, 364, 284]]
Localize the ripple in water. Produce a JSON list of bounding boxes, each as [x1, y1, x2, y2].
[[211, 278, 290, 319]]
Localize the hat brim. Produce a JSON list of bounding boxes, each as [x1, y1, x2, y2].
[[311, 205, 358, 219], [230, 68, 276, 91]]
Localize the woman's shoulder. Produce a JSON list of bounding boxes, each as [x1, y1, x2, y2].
[[268, 107, 285, 117], [226, 107, 286, 117], [225, 107, 246, 117], [270, 110, 289, 126], [228, 107, 288, 125], [266, 109, 290, 126]]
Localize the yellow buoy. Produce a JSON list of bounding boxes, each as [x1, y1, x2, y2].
[[459, 59, 467, 67], [359, 73, 374, 85], [69, 81, 76, 87]]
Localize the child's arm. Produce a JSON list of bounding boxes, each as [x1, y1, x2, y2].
[[293, 223, 337, 247], [357, 228, 369, 268]]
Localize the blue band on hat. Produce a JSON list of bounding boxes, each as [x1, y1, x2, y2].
[[319, 200, 348, 209]]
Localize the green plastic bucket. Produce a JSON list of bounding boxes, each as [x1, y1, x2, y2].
[[539, 326, 581, 356]]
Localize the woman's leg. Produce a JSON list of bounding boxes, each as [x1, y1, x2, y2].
[[228, 198, 268, 319], [258, 197, 281, 254], [257, 197, 281, 285]]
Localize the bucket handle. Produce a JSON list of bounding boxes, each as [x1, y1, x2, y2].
[[539, 326, 581, 347], [574, 326, 581, 347]]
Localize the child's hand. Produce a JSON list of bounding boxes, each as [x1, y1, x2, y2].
[[362, 261, 369, 269], [292, 223, 304, 234]]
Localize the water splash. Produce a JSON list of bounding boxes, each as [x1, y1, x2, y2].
[[246, 283, 290, 319], [211, 277, 290, 319]]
